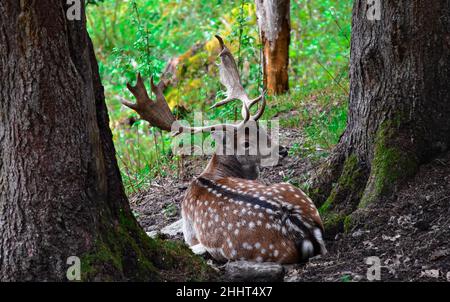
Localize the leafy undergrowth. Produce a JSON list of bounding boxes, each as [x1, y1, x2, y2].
[[86, 0, 352, 195], [115, 84, 348, 195]]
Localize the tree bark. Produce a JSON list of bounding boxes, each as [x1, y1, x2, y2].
[[256, 0, 290, 95], [311, 0, 450, 232], [0, 0, 210, 281]]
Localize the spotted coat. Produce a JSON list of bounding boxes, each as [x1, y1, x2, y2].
[[182, 177, 327, 264]]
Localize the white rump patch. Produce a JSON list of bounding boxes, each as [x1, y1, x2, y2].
[[302, 240, 314, 259], [313, 228, 328, 255]]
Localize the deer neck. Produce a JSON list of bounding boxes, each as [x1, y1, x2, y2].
[[200, 154, 259, 181]]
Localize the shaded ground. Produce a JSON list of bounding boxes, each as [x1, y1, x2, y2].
[[290, 152, 450, 282], [130, 129, 450, 282]]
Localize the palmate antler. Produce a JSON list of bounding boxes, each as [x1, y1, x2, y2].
[[120, 74, 175, 131], [121, 36, 266, 134], [212, 35, 266, 120]]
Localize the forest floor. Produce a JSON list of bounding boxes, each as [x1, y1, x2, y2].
[[130, 128, 450, 282]]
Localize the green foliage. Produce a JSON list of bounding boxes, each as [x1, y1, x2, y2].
[[280, 86, 348, 162], [291, 0, 352, 89], [86, 0, 352, 195]]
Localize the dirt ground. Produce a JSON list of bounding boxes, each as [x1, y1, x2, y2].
[[130, 129, 450, 282]]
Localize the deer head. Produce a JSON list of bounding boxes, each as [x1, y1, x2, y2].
[[122, 35, 281, 180]]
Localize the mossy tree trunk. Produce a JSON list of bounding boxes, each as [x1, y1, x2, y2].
[[256, 0, 290, 95], [311, 0, 450, 233], [0, 0, 211, 281]]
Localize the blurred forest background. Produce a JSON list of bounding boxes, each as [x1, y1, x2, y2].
[[86, 0, 352, 194]]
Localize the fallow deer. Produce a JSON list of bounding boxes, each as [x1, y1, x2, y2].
[[122, 36, 326, 263]]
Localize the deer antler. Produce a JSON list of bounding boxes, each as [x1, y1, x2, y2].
[[121, 36, 266, 135], [212, 35, 266, 121], [120, 73, 176, 131]]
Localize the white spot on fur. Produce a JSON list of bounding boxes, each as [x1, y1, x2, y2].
[[242, 242, 253, 250]]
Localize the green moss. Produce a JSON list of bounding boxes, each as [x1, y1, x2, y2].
[[80, 211, 214, 281], [317, 154, 368, 234], [337, 155, 362, 192], [154, 238, 214, 282], [81, 240, 123, 277], [307, 186, 325, 207], [319, 194, 334, 215], [319, 154, 366, 214], [81, 211, 159, 281], [322, 211, 345, 232], [343, 215, 353, 233], [359, 120, 418, 208]]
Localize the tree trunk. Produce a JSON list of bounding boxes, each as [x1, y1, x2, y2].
[[311, 0, 450, 233], [256, 0, 290, 95], [0, 0, 211, 281]]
